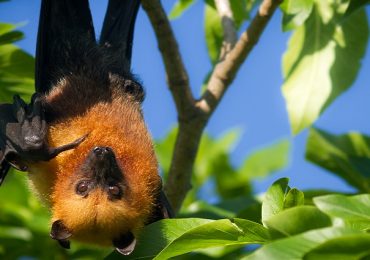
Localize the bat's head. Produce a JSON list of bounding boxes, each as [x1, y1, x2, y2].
[[51, 146, 146, 254]]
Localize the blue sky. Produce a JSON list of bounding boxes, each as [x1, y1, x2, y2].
[[1, 1, 369, 194]]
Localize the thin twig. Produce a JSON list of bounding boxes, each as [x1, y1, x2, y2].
[[198, 0, 283, 114]]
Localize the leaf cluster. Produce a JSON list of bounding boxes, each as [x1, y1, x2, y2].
[[106, 178, 370, 259]]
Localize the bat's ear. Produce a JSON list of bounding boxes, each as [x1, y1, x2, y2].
[[50, 220, 72, 249], [0, 154, 10, 186], [148, 190, 174, 223], [113, 232, 136, 256], [158, 190, 174, 219]]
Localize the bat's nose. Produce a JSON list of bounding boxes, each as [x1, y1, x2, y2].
[[93, 146, 113, 157]]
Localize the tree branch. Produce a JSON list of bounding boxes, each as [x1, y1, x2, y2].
[[141, 0, 195, 115], [143, 0, 283, 214], [198, 0, 283, 114]]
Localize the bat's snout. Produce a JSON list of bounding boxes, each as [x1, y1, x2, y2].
[[93, 146, 113, 158]]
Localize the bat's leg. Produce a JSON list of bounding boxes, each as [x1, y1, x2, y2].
[[4, 94, 86, 171]]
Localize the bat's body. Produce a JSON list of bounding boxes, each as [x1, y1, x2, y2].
[[29, 76, 160, 247], [0, 0, 171, 255]]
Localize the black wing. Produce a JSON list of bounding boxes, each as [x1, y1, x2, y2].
[[35, 0, 96, 93], [100, 0, 141, 74], [0, 104, 14, 185]]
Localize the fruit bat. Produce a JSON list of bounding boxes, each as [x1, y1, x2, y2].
[[0, 0, 172, 255]]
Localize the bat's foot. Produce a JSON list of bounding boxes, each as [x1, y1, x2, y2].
[[4, 94, 87, 171]]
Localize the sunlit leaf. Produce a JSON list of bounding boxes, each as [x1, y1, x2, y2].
[[169, 0, 196, 20], [0, 44, 34, 102], [314, 194, 370, 226], [284, 188, 304, 208], [108, 218, 269, 259], [0, 23, 16, 35], [304, 234, 370, 259], [306, 128, 370, 192], [282, 1, 369, 134], [261, 178, 289, 226], [204, 0, 223, 64], [265, 206, 331, 237], [244, 227, 364, 260], [280, 0, 314, 31]]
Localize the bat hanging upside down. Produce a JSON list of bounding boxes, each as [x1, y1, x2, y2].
[[0, 0, 171, 255]]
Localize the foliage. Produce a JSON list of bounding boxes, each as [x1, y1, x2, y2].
[[0, 171, 109, 258], [0, 22, 34, 102], [282, 0, 369, 134], [105, 179, 370, 259], [306, 128, 370, 192], [0, 0, 370, 259]]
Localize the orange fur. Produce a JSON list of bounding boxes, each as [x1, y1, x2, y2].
[[27, 76, 161, 246]]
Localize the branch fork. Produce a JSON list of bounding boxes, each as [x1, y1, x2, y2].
[[142, 0, 283, 213]]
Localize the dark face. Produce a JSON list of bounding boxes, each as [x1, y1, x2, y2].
[[75, 146, 125, 201]]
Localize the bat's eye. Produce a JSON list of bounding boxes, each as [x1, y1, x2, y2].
[[108, 186, 121, 197], [76, 180, 91, 196], [107, 185, 121, 200]]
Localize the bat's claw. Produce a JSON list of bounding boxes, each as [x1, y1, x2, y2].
[[48, 134, 88, 160], [3, 95, 87, 172]]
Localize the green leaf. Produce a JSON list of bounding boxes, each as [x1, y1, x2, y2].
[[0, 23, 16, 35], [0, 227, 32, 241], [180, 200, 236, 219], [155, 218, 270, 259], [264, 206, 331, 237], [240, 138, 290, 180], [261, 178, 289, 226], [344, 0, 370, 17], [282, 1, 369, 134], [280, 0, 314, 31], [314, 194, 370, 227], [306, 128, 370, 192], [107, 218, 269, 259], [0, 44, 34, 102], [195, 129, 248, 199], [244, 227, 364, 260], [229, 0, 250, 28], [204, 0, 223, 64], [0, 31, 23, 45], [169, 0, 195, 20], [284, 188, 305, 208], [304, 234, 370, 260]]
